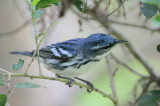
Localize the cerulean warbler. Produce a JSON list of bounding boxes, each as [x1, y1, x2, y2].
[[11, 33, 127, 92]]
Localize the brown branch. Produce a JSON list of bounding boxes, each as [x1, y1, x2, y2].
[[104, 0, 111, 11], [106, 0, 127, 17], [132, 79, 152, 105], [109, 19, 160, 33], [94, 0, 104, 8], [111, 54, 150, 78], [107, 55, 119, 106]]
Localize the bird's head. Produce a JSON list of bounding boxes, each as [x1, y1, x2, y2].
[[83, 33, 127, 58]]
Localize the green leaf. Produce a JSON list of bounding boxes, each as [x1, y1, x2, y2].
[[140, 0, 160, 6], [138, 90, 160, 106], [32, 0, 41, 6], [140, 3, 159, 18], [38, 33, 45, 37], [0, 75, 3, 85], [15, 82, 43, 88], [72, 0, 84, 12], [34, 9, 45, 19], [152, 14, 160, 26], [12, 59, 24, 71], [35, 0, 60, 10], [0, 94, 7, 106], [157, 44, 160, 52]]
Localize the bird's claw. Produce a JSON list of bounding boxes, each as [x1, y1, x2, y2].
[[55, 74, 74, 87], [86, 82, 94, 92], [65, 78, 74, 87], [55, 74, 60, 78]]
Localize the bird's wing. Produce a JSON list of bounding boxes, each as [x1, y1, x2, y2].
[[39, 42, 79, 61]]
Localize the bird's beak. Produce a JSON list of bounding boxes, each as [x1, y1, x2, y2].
[[116, 40, 128, 44]]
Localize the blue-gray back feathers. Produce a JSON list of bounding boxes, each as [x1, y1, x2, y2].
[[39, 38, 82, 61]]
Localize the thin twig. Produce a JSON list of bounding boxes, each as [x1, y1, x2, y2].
[[24, 4, 40, 74], [130, 77, 147, 105], [94, 88, 118, 104], [104, 0, 111, 11], [111, 54, 150, 78], [24, 22, 57, 74], [0, 72, 117, 104], [7, 74, 11, 94], [107, 55, 119, 106], [94, 0, 104, 8], [0, 68, 11, 74], [30, 5, 43, 76], [132, 79, 152, 105], [24, 50, 37, 74], [109, 19, 160, 33], [70, 7, 99, 33], [106, 0, 126, 17]]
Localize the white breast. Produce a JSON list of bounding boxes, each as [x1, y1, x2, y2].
[[46, 59, 101, 77]]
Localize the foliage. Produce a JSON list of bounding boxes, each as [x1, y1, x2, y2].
[[15, 82, 43, 88], [12, 59, 24, 71], [34, 9, 44, 19], [140, 0, 160, 6], [152, 14, 160, 26], [0, 75, 3, 85], [139, 0, 160, 53], [140, 3, 159, 18], [0, 94, 7, 106], [34, 0, 60, 10], [157, 44, 160, 52], [139, 0, 160, 19], [138, 90, 160, 106], [32, 0, 40, 6], [72, 0, 84, 12]]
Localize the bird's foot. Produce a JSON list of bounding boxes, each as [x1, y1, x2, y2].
[[55, 74, 74, 87], [65, 78, 74, 87], [74, 77, 94, 92], [55, 74, 60, 78], [86, 81, 94, 92]]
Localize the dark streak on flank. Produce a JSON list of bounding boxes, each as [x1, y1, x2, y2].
[[77, 59, 99, 69]]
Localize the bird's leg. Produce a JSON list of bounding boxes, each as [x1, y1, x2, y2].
[[74, 77, 94, 92], [55, 74, 74, 87]]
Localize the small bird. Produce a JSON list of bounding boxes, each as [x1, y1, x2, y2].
[[11, 33, 127, 92]]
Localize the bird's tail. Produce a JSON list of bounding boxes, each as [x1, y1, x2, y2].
[[10, 51, 33, 57]]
